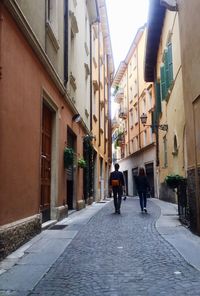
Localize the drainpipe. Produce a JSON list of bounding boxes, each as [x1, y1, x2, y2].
[[0, 3, 3, 80], [98, 21, 101, 147], [127, 63, 130, 155], [136, 46, 141, 149], [89, 23, 93, 131], [64, 0, 68, 86]]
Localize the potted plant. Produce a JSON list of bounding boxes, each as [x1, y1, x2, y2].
[[64, 147, 74, 168], [165, 174, 184, 189], [77, 157, 87, 169]]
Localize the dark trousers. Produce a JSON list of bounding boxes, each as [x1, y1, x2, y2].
[[113, 187, 122, 211], [138, 191, 147, 211]]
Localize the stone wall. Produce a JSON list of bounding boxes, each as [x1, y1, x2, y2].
[[0, 215, 41, 261], [159, 182, 177, 204], [187, 168, 198, 233]]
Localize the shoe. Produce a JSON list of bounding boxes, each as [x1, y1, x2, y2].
[[144, 208, 147, 213], [141, 209, 144, 213], [123, 196, 126, 201], [118, 210, 121, 214]]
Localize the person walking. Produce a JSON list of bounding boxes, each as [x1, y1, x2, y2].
[[109, 163, 125, 214], [135, 167, 150, 213]]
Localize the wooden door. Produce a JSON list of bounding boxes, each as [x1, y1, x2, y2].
[[40, 104, 52, 222]]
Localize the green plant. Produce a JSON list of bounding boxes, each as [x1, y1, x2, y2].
[[77, 157, 87, 168], [64, 147, 74, 168], [165, 174, 184, 189]]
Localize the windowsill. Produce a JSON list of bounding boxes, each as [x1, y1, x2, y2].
[[46, 21, 60, 51]]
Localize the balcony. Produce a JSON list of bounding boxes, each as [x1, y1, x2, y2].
[[114, 88, 124, 104], [112, 117, 120, 129], [118, 107, 127, 119]]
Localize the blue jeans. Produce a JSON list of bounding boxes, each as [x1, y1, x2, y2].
[[138, 191, 147, 211], [112, 187, 122, 211]]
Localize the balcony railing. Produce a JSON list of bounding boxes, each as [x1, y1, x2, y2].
[[114, 88, 124, 104], [118, 107, 127, 119], [112, 117, 120, 129]]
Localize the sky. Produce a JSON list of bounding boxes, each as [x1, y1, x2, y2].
[[105, 0, 149, 118], [105, 0, 149, 70]]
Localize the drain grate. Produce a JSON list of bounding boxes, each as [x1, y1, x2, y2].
[[163, 214, 178, 216], [49, 224, 68, 230]]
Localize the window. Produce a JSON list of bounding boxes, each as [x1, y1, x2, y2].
[[143, 130, 147, 146], [134, 106, 138, 124], [130, 111, 133, 128], [163, 136, 168, 167], [146, 88, 152, 110], [47, 0, 58, 35], [143, 97, 146, 113], [46, 0, 59, 50], [160, 43, 173, 100]]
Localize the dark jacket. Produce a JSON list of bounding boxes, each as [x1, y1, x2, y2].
[[135, 175, 150, 192], [109, 171, 125, 187]]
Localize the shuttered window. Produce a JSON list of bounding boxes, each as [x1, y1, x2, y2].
[[160, 43, 173, 101]]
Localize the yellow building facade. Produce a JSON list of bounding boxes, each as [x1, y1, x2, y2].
[[145, 3, 186, 203], [112, 26, 157, 197]]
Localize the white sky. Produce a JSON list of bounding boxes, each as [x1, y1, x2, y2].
[[105, 0, 149, 70], [105, 0, 149, 118]]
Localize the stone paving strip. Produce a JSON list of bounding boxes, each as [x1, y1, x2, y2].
[[1, 198, 200, 296]]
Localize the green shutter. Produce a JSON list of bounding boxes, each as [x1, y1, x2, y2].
[[155, 80, 161, 115], [160, 65, 166, 100], [151, 111, 156, 133], [168, 43, 173, 86], [164, 49, 170, 90]]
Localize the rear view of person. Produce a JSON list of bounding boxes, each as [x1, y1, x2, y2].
[[135, 167, 150, 213], [109, 163, 125, 214]]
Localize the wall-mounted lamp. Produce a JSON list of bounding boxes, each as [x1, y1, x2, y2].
[[72, 114, 81, 123], [83, 134, 96, 141], [140, 113, 168, 132]]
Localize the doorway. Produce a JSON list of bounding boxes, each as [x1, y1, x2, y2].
[[123, 170, 128, 195], [40, 104, 52, 222], [66, 129, 76, 210], [132, 167, 138, 196], [145, 162, 155, 197]]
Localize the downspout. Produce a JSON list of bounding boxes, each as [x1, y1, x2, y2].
[[0, 2, 3, 80], [136, 46, 141, 149], [64, 0, 68, 86], [89, 23, 92, 131], [127, 63, 130, 155], [45, 0, 47, 52], [98, 21, 101, 147], [104, 59, 106, 154], [107, 56, 112, 164]]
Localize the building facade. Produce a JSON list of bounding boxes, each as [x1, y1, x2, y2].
[[0, 0, 113, 259], [112, 26, 157, 197], [144, 1, 186, 203], [177, 0, 200, 233]]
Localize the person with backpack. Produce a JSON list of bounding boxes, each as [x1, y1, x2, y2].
[[135, 167, 150, 213], [109, 163, 125, 214]]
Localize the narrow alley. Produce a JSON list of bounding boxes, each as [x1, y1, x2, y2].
[[1, 198, 200, 296]]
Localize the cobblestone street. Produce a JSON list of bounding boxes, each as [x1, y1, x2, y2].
[[21, 198, 200, 296]]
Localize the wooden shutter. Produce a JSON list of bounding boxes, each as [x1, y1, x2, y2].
[[164, 49, 170, 90], [160, 65, 166, 100], [155, 80, 161, 114], [168, 43, 173, 86]]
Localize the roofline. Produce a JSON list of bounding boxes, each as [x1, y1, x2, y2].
[[144, 0, 166, 82], [112, 25, 146, 87], [97, 0, 115, 76]]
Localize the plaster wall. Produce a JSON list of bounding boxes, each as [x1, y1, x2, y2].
[[0, 7, 85, 225]]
